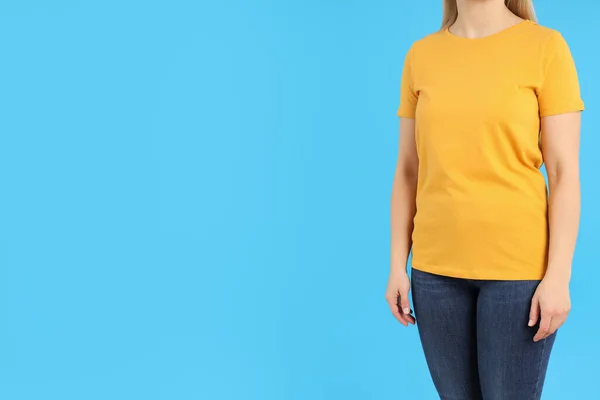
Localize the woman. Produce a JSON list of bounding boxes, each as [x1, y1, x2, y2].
[[385, 0, 583, 399]]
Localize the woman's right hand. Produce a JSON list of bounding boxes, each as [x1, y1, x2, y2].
[[385, 270, 416, 326]]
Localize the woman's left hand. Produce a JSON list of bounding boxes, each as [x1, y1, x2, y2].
[[529, 274, 571, 342]]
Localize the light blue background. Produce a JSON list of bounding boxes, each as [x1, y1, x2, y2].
[[0, 1, 597, 399]]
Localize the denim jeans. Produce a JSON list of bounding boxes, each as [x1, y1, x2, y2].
[[411, 268, 556, 400]]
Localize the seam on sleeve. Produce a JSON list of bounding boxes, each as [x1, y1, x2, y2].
[[539, 30, 560, 92], [409, 42, 417, 96]]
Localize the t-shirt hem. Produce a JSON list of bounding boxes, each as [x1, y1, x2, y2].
[[540, 104, 584, 117], [411, 262, 546, 281], [396, 109, 415, 118]]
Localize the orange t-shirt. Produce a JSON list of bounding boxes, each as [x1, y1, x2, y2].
[[397, 20, 584, 280]]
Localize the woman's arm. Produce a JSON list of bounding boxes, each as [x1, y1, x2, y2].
[[390, 118, 418, 273], [385, 118, 418, 326], [530, 111, 582, 342], [543, 112, 582, 280]]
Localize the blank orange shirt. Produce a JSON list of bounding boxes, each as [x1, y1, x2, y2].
[[397, 20, 584, 280]]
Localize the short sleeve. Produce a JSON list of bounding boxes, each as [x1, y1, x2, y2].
[[537, 32, 584, 117], [396, 45, 418, 118]]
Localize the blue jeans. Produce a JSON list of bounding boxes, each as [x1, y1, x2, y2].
[[411, 268, 556, 400]]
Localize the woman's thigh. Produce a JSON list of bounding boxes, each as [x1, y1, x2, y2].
[[476, 280, 556, 400], [411, 269, 483, 400]]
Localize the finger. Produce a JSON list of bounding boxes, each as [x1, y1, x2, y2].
[[528, 296, 540, 327], [393, 295, 415, 325], [394, 300, 413, 326], [545, 316, 565, 339], [387, 297, 407, 326], [399, 291, 412, 315], [397, 293, 416, 325], [534, 314, 552, 342]]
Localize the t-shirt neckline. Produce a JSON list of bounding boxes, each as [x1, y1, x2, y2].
[[444, 19, 533, 42]]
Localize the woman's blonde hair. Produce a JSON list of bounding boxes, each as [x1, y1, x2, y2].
[[441, 0, 537, 29]]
